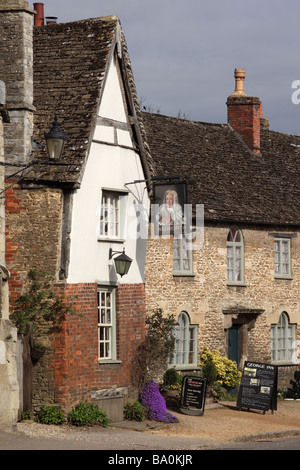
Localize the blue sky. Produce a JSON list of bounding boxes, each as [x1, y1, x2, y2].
[[36, 0, 300, 135]]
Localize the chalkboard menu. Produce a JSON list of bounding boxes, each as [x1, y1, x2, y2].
[[180, 376, 207, 415], [237, 361, 278, 413]]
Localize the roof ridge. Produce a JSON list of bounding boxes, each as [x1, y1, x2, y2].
[[142, 111, 227, 128]]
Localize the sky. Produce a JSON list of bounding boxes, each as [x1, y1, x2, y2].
[[35, 0, 300, 135]]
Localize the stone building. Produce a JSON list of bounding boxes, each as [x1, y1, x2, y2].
[[143, 69, 300, 388], [0, 2, 153, 420], [0, 80, 19, 425]]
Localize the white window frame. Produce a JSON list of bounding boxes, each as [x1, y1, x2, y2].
[[227, 227, 244, 285], [99, 188, 128, 241], [169, 311, 198, 368], [274, 238, 291, 279], [271, 312, 296, 363], [97, 286, 117, 362], [173, 235, 193, 276]]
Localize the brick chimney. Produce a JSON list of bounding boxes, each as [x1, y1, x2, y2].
[[0, 0, 35, 173], [227, 68, 261, 154], [33, 2, 44, 26]]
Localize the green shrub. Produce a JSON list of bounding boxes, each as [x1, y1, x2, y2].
[[21, 410, 32, 421], [67, 401, 110, 427], [124, 401, 146, 421], [200, 347, 242, 389], [34, 405, 65, 425], [202, 358, 218, 386], [212, 383, 239, 401], [163, 368, 178, 387]]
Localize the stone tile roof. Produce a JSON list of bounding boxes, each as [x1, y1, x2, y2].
[[142, 112, 300, 226], [27, 16, 153, 187]]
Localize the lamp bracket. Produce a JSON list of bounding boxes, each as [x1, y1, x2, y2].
[[109, 248, 124, 260]]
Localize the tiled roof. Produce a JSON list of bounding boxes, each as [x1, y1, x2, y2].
[[142, 112, 300, 226], [27, 16, 153, 187]]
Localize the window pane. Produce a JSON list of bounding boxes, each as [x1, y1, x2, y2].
[[100, 192, 119, 237], [189, 327, 195, 364], [274, 239, 290, 276], [98, 289, 114, 360], [173, 236, 192, 273], [227, 246, 233, 280], [101, 308, 105, 323], [171, 313, 197, 367], [227, 229, 243, 283], [271, 313, 296, 363]]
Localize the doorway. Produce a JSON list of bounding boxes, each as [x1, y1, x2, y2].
[[228, 324, 239, 366]]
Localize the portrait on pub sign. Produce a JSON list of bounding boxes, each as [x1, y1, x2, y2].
[[152, 182, 188, 235]]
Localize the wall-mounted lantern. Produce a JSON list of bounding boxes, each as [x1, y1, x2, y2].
[[109, 248, 132, 277], [44, 116, 67, 160]]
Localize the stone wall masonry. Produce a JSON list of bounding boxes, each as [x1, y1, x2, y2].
[[0, 2, 35, 170], [0, 100, 20, 425], [5, 183, 63, 298], [145, 224, 300, 388]]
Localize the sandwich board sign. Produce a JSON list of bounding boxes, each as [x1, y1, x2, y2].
[[237, 361, 278, 414], [180, 376, 207, 416]]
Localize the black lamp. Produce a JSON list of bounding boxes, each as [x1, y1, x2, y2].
[[44, 116, 67, 160], [109, 248, 132, 277]]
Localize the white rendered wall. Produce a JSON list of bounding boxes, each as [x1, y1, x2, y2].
[[67, 54, 149, 284]]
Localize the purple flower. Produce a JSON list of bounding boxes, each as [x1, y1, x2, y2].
[[140, 381, 179, 423]]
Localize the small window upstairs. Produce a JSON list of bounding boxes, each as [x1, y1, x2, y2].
[[274, 238, 291, 279], [99, 189, 128, 242], [173, 235, 193, 276], [100, 192, 120, 239], [227, 227, 244, 285]]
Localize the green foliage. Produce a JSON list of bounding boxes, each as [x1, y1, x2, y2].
[[163, 368, 182, 390], [10, 269, 78, 337], [134, 309, 177, 389], [34, 405, 65, 425], [124, 401, 146, 422], [21, 410, 32, 421], [145, 309, 177, 358], [200, 347, 242, 389], [67, 401, 110, 427], [211, 383, 239, 401], [202, 357, 218, 386], [163, 368, 178, 386]]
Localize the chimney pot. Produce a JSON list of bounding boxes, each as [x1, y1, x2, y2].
[[46, 16, 58, 24], [231, 68, 246, 97], [33, 2, 44, 26]]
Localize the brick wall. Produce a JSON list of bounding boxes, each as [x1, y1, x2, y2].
[[227, 96, 261, 154], [43, 282, 146, 412]]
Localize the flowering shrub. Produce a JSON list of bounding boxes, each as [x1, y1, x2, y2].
[[199, 347, 242, 389], [140, 381, 179, 423], [163, 368, 182, 390]]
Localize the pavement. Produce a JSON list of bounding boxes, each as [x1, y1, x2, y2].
[[1, 399, 300, 451]]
